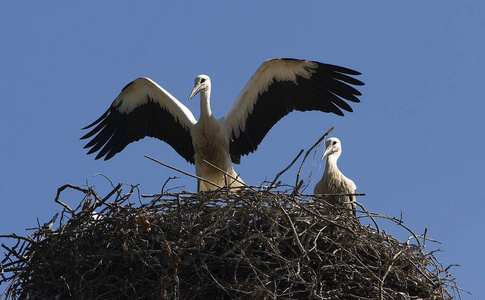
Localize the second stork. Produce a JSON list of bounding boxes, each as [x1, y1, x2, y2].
[[314, 137, 357, 216]]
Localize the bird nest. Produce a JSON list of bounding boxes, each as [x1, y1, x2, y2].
[[1, 181, 461, 299]]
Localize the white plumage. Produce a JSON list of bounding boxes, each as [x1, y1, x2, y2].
[[314, 137, 357, 216], [81, 58, 363, 192]]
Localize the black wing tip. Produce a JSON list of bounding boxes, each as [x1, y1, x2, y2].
[[351, 78, 365, 86], [335, 110, 345, 116], [317, 62, 362, 76], [82, 147, 114, 161], [80, 132, 92, 140], [103, 153, 114, 160], [82, 121, 99, 131], [81, 108, 111, 131], [94, 149, 111, 160]]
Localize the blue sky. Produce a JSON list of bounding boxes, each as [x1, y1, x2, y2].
[[1, 2, 484, 298]]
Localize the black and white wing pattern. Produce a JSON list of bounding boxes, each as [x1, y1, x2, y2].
[[222, 58, 364, 162], [81, 77, 197, 162]]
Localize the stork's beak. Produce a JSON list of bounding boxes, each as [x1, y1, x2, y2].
[[189, 83, 202, 100], [321, 145, 332, 161]]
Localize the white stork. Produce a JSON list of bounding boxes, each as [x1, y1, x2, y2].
[[314, 137, 357, 216], [81, 58, 363, 191]]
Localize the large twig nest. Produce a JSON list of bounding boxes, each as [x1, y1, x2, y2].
[[1, 183, 461, 299]]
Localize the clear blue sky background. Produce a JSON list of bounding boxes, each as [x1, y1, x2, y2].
[[1, 2, 483, 298]]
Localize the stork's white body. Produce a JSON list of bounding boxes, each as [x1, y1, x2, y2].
[[81, 59, 363, 192], [192, 125, 242, 190], [191, 87, 244, 190], [314, 138, 357, 216]]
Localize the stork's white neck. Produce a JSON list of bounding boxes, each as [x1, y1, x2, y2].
[[324, 154, 340, 175], [199, 89, 212, 119]]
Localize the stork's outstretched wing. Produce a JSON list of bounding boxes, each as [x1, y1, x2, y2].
[[222, 58, 364, 163], [81, 77, 197, 162]]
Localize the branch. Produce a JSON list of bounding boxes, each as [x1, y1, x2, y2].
[[144, 155, 222, 190], [201, 159, 253, 191], [54, 184, 89, 217], [294, 127, 334, 193], [268, 149, 304, 190]]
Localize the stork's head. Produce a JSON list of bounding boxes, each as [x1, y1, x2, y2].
[[321, 137, 342, 160], [189, 74, 211, 100]]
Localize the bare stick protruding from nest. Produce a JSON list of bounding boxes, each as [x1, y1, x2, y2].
[[54, 184, 90, 217], [294, 126, 334, 193], [201, 159, 252, 191], [268, 149, 304, 190], [144, 155, 222, 190]]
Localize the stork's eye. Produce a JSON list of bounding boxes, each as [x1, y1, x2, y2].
[[201, 78, 206, 83], [332, 141, 337, 145]]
